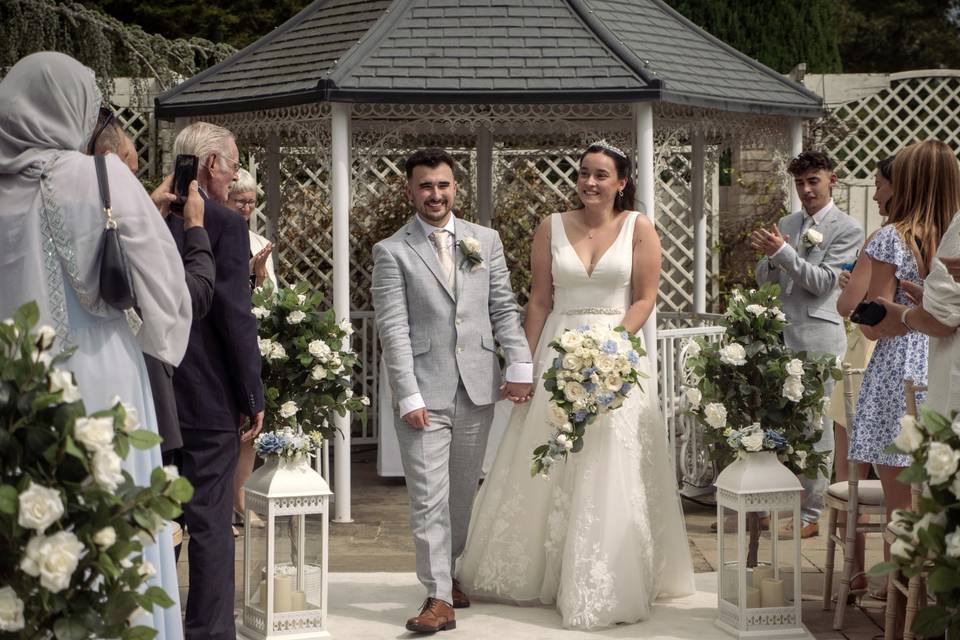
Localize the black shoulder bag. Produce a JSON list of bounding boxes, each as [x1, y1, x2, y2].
[[94, 156, 138, 313]]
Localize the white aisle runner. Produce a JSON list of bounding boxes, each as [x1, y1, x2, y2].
[[327, 572, 723, 639]]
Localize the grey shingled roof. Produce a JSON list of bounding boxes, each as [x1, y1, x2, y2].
[[156, 0, 822, 118]]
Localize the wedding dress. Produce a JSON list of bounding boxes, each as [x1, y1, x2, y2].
[[457, 211, 694, 629]]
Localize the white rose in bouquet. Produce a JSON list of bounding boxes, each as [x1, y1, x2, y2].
[[719, 343, 747, 366], [785, 359, 804, 377], [73, 416, 115, 452], [772, 309, 787, 321], [252, 306, 270, 319], [93, 526, 117, 549], [563, 381, 588, 403], [604, 375, 624, 391], [258, 337, 274, 357], [594, 353, 617, 373], [946, 530, 960, 558], [925, 442, 960, 485], [741, 431, 765, 452], [17, 482, 64, 533], [890, 537, 915, 560], [308, 339, 332, 361], [548, 403, 569, 426], [311, 365, 327, 381], [894, 415, 924, 453], [48, 369, 81, 403], [286, 310, 306, 325], [745, 304, 767, 316], [703, 402, 727, 429], [280, 401, 299, 418], [91, 447, 124, 491], [684, 387, 702, 409], [782, 377, 804, 403], [121, 402, 139, 433], [559, 331, 584, 351], [269, 342, 287, 360], [36, 324, 56, 350], [0, 586, 25, 632], [20, 531, 85, 593], [162, 465, 180, 482], [561, 353, 580, 370]]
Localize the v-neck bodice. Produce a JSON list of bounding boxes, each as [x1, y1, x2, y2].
[[550, 211, 638, 314]]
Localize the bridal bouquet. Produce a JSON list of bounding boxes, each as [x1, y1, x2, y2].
[[252, 281, 369, 440], [0, 302, 193, 638], [867, 407, 960, 637], [531, 324, 646, 477]]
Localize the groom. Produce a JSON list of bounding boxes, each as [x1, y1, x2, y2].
[[373, 148, 532, 633]]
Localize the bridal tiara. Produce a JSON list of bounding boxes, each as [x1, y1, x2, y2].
[[589, 139, 628, 159]]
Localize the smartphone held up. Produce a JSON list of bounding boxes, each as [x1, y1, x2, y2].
[[170, 154, 198, 215]]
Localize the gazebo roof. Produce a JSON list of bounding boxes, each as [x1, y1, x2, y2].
[[155, 0, 823, 119]]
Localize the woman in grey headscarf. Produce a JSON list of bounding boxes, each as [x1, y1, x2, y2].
[[0, 52, 190, 637]]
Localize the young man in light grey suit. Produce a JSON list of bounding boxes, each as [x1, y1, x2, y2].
[[372, 149, 533, 634], [752, 150, 864, 539]]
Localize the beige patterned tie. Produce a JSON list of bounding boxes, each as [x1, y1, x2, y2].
[[430, 229, 456, 290]]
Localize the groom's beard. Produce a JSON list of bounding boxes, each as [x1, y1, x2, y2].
[[417, 199, 452, 223]]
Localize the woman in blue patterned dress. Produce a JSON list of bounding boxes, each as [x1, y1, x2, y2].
[[851, 140, 958, 557]]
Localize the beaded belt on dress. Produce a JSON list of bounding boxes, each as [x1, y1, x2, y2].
[[561, 307, 624, 315]]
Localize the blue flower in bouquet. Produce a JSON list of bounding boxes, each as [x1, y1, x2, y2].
[[763, 430, 789, 450], [601, 340, 618, 354], [619, 330, 630, 340], [554, 357, 564, 369], [598, 392, 615, 406], [255, 432, 284, 456], [627, 350, 639, 365], [619, 382, 633, 395], [583, 381, 597, 393], [574, 409, 587, 422], [582, 367, 597, 379]]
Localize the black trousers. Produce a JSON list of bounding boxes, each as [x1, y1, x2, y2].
[[178, 428, 239, 640]]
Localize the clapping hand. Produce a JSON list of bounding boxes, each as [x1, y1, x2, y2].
[[250, 243, 274, 288], [749, 225, 788, 257]]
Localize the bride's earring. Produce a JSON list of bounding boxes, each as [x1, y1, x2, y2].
[[618, 190, 624, 198]]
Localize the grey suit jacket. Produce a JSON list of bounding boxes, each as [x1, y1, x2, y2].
[[755, 204, 863, 357], [373, 216, 531, 410]]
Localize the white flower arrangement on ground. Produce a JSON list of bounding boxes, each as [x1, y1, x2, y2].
[[531, 323, 647, 477], [252, 281, 369, 441], [684, 284, 839, 476], [867, 408, 960, 637], [0, 302, 194, 637]]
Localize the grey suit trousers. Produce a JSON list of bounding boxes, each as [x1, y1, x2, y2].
[[394, 383, 495, 605]]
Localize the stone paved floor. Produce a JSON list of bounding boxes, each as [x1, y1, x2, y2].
[[177, 449, 892, 639]]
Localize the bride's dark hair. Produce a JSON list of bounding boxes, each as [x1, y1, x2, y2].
[[578, 143, 636, 212]]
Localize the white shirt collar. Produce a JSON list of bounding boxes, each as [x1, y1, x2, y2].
[[417, 213, 456, 238], [806, 199, 834, 224]]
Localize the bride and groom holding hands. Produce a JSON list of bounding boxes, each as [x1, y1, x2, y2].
[[372, 145, 694, 634]]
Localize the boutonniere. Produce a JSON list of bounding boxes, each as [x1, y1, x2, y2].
[[802, 227, 823, 249], [458, 237, 485, 271]]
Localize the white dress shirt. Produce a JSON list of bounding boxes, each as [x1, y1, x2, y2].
[[399, 215, 533, 415]]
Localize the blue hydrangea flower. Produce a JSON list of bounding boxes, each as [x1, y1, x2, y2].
[[255, 432, 284, 456], [619, 330, 630, 340], [598, 392, 614, 406], [554, 357, 563, 369], [619, 382, 633, 395], [763, 430, 788, 450], [583, 381, 597, 393], [582, 367, 597, 378], [627, 350, 639, 365], [573, 410, 587, 422], [601, 340, 618, 354]]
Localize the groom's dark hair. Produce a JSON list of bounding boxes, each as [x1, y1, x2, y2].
[[405, 148, 456, 179], [788, 150, 835, 176]]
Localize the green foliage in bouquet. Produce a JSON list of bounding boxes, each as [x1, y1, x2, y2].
[[0, 302, 193, 638], [867, 407, 960, 637], [251, 281, 369, 441], [684, 284, 840, 478]]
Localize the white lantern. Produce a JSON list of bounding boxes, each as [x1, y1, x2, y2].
[[238, 454, 332, 640], [715, 451, 811, 639]]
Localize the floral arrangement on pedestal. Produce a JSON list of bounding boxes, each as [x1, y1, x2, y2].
[[531, 323, 647, 477], [684, 284, 840, 477], [868, 408, 960, 637], [253, 426, 324, 461], [251, 281, 369, 440], [0, 302, 193, 638]]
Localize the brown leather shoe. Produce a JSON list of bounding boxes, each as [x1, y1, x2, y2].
[[778, 519, 819, 539], [451, 579, 470, 609], [406, 598, 456, 633]]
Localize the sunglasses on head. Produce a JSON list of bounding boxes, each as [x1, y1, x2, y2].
[[87, 106, 115, 155]]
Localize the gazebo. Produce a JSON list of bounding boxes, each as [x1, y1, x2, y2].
[[156, 0, 824, 522]]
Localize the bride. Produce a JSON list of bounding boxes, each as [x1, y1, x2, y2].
[[456, 141, 695, 629]]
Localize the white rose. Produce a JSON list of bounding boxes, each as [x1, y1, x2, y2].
[[559, 422, 573, 434], [555, 434, 574, 450], [703, 402, 727, 429], [360, 396, 371, 406], [461, 237, 481, 254], [297, 294, 307, 305], [773, 309, 787, 321], [20, 531, 84, 593], [893, 415, 924, 453], [805, 228, 824, 245], [93, 526, 117, 549], [925, 442, 960, 485], [138, 561, 156, 579], [286, 310, 306, 325], [559, 331, 584, 351], [604, 375, 623, 392], [48, 369, 81, 403], [268, 343, 287, 360], [308, 339, 332, 361], [344, 388, 354, 398], [561, 353, 581, 370], [795, 449, 808, 469], [782, 377, 804, 403], [311, 365, 327, 381], [684, 387, 702, 409], [745, 304, 767, 317], [280, 401, 299, 418], [548, 403, 568, 426], [0, 586, 25, 631], [17, 482, 64, 533], [719, 343, 747, 366], [594, 353, 617, 373], [889, 509, 912, 537], [121, 403, 139, 433], [35, 324, 56, 350], [912, 511, 948, 544], [563, 381, 587, 403], [258, 337, 273, 357], [890, 537, 915, 560], [91, 447, 124, 491], [252, 306, 270, 319], [685, 340, 701, 358], [732, 290, 745, 302], [338, 319, 355, 335], [330, 356, 343, 372], [785, 359, 804, 377], [946, 530, 960, 558], [73, 416, 115, 452], [162, 465, 179, 482], [742, 432, 765, 452]]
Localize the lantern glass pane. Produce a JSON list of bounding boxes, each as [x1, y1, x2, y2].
[[271, 513, 326, 613], [719, 505, 739, 607], [245, 505, 269, 613]]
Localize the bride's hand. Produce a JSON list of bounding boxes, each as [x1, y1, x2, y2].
[[502, 381, 533, 403]]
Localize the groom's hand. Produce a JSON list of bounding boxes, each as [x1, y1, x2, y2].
[[503, 382, 533, 403], [402, 408, 430, 429]]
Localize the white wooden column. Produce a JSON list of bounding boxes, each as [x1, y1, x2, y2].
[[476, 127, 494, 227], [633, 103, 657, 397], [331, 103, 353, 523], [691, 131, 707, 314], [264, 134, 281, 243], [788, 118, 803, 213]]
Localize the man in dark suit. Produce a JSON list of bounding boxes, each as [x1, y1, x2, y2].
[[169, 121, 265, 640]]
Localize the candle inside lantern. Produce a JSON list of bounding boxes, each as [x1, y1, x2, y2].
[[291, 590, 307, 611], [274, 575, 293, 613], [721, 565, 739, 605], [751, 565, 774, 587], [760, 578, 785, 607], [745, 586, 761, 608]]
